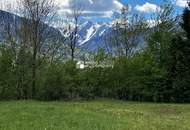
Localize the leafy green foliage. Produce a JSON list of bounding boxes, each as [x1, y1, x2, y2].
[[0, 3, 190, 103], [0, 45, 16, 100]]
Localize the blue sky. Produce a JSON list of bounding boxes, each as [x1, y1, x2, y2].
[[118, 0, 186, 21], [0, 0, 188, 23], [75, 0, 187, 22], [121, 0, 185, 14]]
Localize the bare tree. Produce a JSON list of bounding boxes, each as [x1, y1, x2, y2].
[[108, 21, 124, 56], [19, 0, 56, 97], [66, 0, 83, 60], [0, 0, 66, 98], [107, 5, 148, 57], [120, 5, 148, 57]]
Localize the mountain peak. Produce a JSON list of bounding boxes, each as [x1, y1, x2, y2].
[[77, 20, 112, 51]]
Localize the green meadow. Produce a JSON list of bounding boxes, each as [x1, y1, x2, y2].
[[0, 99, 190, 130]]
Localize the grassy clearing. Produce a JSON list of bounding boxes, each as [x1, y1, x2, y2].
[[0, 99, 190, 130]]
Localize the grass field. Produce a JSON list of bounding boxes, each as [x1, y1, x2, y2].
[[0, 99, 190, 130]]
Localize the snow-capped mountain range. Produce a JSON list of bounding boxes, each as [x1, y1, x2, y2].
[[77, 21, 112, 52], [57, 20, 113, 52], [0, 10, 113, 52]]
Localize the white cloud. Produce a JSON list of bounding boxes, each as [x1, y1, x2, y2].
[[135, 2, 161, 13], [56, 0, 124, 18], [0, 0, 17, 12], [173, 0, 188, 7], [0, 0, 124, 19]]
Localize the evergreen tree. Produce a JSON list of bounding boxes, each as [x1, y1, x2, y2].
[[169, 3, 190, 102]]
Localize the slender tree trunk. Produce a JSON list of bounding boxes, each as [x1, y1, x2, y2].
[[32, 24, 38, 98], [71, 48, 74, 61], [32, 47, 37, 98]]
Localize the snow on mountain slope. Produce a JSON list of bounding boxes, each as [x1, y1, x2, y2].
[[0, 10, 112, 52], [77, 21, 112, 52], [80, 23, 100, 45]]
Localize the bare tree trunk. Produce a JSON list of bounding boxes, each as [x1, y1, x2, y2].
[[66, 2, 83, 61], [71, 48, 75, 61], [19, 0, 56, 98], [32, 47, 37, 97]]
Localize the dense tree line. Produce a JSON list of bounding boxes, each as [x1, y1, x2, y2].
[[0, 1, 190, 102]]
